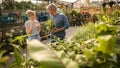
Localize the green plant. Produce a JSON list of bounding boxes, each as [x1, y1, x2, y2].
[[46, 20, 55, 30], [0, 50, 9, 68], [7, 35, 41, 68], [27, 40, 79, 68], [40, 24, 48, 36], [95, 23, 117, 36], [73, 23, 97, 44]]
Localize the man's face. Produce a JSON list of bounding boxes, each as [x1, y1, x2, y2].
[[47, 8, 54, 15]]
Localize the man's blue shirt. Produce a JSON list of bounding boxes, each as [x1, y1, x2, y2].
[[53, 13, 69, 39]]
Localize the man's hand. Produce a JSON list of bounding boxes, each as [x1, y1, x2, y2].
[[51, 28, 64, 34], [51, 28, 58, 34], [53, 28, 59, 33]]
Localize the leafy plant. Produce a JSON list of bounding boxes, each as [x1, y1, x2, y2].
[[27, 40, 79, 68], [40, 24, 49, 36], [0, 50, 9, 68], [95, 23, 117, 36], [95, 35, 115, 54], [7, 35, 42, 68], [46, 20, 55, 30], [73, 23, 97, 44]]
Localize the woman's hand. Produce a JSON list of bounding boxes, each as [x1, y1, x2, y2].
[[31, 21, 35, 26]]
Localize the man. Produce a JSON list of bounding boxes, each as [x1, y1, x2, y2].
[[46, 3, 69, 42]]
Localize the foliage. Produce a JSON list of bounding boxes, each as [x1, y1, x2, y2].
[[40, 24, 49, 36], [26, 35, 120, 68], [96, 35, 115, 54], [0, 33, 42, 68], [1, 0, 15, 10], [1, 1, 36, 10], [27, 40, 79, 68], [45, 20, 55, 30], [49, 39, 83, 59], [69, 10, 81, 26], [1, 5, 120, 68], [70, 10, 79, 17], [0, 28, 27, 68], [26, 8, 120, 67], [0, 50, 9, 68], [95, 23, 117, 36], [73, 23, 97, 44], [97, 8, 120, 25], [26, 9, 120, 68]]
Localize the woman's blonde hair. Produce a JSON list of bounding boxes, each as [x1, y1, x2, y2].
[[26, 10, 36, 17]]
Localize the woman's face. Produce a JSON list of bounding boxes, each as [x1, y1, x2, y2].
[[30, 12, 36, 20]]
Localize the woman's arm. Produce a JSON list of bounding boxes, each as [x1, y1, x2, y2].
[[26, 25, 33, 34], [25, 21, 34, 34]]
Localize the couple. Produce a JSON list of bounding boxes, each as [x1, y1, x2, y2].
[[24, 3, 69, 43]]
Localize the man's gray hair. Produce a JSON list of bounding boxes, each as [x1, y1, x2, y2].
[[46, 3, 57, 11]]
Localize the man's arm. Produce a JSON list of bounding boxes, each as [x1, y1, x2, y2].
[[52, 14, 69, 33], [63, 14, 69, 30]]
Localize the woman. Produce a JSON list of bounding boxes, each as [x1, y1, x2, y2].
[[24, 10, 41, 41]]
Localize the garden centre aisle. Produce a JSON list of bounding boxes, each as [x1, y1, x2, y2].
[[41, 26, 78, 45]]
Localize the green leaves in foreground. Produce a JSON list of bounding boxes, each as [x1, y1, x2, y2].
[[27, 40, 79, 68], [27, 40, 64, 68], [95, 23, 117, 35], [96, 35, 115, 55]]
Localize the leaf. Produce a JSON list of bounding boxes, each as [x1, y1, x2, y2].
[[56, 50, 66, 59], [101, 6, 106, 14], [96, 23, 108, 32], [108, 25, 117, 34], [14, 48, 23, 68], [0, 50, 6, 59], [27, 40, 65, 68], [46, 20, 55, 30], [11, 35, 28, 45], [84, 49, 94, 59], [114, 44, 120, 53], [8, 61, 18, 68], [66, 61, 79, 68], [97, 35, 115, 54], [40, 59, 64, 68], [0, 56, 9, 63], [11, 44, 22, 52]]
